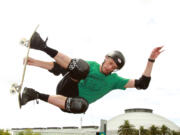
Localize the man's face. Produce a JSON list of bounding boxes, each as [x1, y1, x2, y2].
[[101, 57, 118, 75]]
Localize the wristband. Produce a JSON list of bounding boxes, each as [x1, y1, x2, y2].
[[148, 58, 155, 63]]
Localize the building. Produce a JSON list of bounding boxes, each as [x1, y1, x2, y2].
[[11, 126, 99, 135], [11, 108, 180, 135], [107, 108, 180, 135]]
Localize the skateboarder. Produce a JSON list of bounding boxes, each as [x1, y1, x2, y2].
[[21, 32, 163, 114]]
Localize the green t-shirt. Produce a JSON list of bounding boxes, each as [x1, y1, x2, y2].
[[78, 61, 129, 104]]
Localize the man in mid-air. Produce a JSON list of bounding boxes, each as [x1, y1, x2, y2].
[[21, 32, 163, 114]]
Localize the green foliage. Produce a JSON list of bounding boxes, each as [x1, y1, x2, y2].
[[0, 129, 11, 135], [160, 125, 171, 135], [118, 121, 180, 135], [149, 125, 160, 135], [16, 129, 41, 135], [118, 120, 135, 135], [17, 131, 24, 135], [172, 130, 180, 135], [0, 129, 3, 135], [139, 126, 149, 135]]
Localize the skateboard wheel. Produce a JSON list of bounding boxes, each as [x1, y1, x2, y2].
[[10, 83, 17, 94], [10, 83, 20, 94], [20, 38, 28, 47], [10, 87, 16, 94]]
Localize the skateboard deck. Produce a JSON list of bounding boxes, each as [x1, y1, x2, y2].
[[10, 25, 39, 108]]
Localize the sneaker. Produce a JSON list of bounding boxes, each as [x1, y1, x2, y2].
[[30, 32, 48, 50], [21, 87, 39, 106]]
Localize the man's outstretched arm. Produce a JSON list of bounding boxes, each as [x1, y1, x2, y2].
[[24, 57, 68, 76], [124, 46, 164, 89]]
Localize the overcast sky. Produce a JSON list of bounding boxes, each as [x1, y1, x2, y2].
[[0, 0, 180, 129]]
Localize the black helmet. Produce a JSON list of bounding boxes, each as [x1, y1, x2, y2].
[[106, 50, 125, 69]]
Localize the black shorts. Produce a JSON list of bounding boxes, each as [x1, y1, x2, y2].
[[49, 58, 89, 98], [49, 60, 89, 113], [56, 72, 79, 97]]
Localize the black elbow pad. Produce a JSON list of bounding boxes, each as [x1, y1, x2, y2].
[[135, 75, 151, 90]]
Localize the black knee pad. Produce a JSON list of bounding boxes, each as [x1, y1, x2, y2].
[[67, 59, 89, 80], [64, 97, 89, 114]]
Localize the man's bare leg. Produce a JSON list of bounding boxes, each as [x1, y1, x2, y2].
[[48, 95, 67, 109], [21, 87, 89, 113], [53, 52, 71, 69]]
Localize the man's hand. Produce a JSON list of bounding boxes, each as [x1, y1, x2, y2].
[[149, 46, 164, 60], [23, 57, 36, 66], [23, 57, 54, 70]]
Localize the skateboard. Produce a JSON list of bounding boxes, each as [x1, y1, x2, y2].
[[10, 25, 39, 108]]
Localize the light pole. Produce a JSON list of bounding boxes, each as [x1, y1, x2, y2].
[[139, 128, 141, 135]]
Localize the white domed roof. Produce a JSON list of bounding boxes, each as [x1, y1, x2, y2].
[[107, 108, 180, 131]]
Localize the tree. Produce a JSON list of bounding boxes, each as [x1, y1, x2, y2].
[[17, 132, 24, 135], [118, 120, 135, 135], [139, 126, 149, 135], [160, 125, 171, 135], [149, 125, 160, 135], [171, 130, 180, 135], [0, 129, 3, 135], [0, 129, 11, 135], [17, 129, 41, 135]]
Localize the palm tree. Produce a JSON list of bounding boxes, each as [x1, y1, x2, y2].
[[0, 129, 3, 135], [149, 125, 160, 135], [139, 126, 149, 135], [118, 120, 135, 135], [160, 125, 170, 135], [133, 129, 139, 135], [17, 132, 24, 135], [17, 129, 41, 135], [171, 130, 180, 135], [0, 129, 11, 135]]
